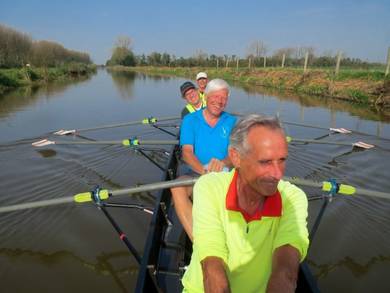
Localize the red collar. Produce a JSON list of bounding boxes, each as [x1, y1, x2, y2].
[[226, 170, 282, 223]]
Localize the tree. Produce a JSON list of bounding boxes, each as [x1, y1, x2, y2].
[[247, 40, 268, 59], [107, 36, 136, 66], [147, 52, 162, 65], [273, 47, 296, 59], [161, 52, 171, 66], [193, 49, 208, 66], [0, 24, 32, 67]]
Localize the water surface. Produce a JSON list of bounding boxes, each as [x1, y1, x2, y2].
[[0, 69, 389, 292]]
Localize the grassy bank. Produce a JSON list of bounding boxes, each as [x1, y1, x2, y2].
[[0, 63, 97, 95], [124, 66, 390, 109]]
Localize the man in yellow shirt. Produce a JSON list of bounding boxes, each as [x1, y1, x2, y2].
[[196, 72, 208, 104], [180, 81, 206, 118], [182, 114, 309, 292]]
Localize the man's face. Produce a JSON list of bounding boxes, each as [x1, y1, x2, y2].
[[184, 88, 200, 106], [230, 126, 288, 196], [206, 89, 228, 117], [197, 78, 208, 90]]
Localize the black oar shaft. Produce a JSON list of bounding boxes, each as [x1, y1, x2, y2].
[[100, 205, 141, 264]]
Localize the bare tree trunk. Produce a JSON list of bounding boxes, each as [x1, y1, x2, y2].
[[335, 51, 342, 76], [385, 47, 390, 77], [303, 52, 309, 73]]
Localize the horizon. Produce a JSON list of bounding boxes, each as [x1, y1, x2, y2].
[[1, 0, 389, 65]]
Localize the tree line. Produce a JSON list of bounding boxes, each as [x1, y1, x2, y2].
[[133, 51, 381, 69], [107, 37, 383, 69], [0, 24, 91, 68]]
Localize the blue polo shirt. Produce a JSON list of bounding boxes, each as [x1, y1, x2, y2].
[[180, 110, 237, 165]]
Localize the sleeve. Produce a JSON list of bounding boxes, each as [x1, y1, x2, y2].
[[192, 174, 229, 263], [180, 114, 195, 146], [272, 181, 309, 262], [181, 107, 189, 119]]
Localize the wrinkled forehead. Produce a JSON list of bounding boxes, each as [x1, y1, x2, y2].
[[246, 126, 287, 151], [207, 88, 229, 98]]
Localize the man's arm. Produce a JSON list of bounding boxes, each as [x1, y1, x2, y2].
[[201, 256, 230, 293], [182, 144, 205, 174], [266, 244, 300, 293]]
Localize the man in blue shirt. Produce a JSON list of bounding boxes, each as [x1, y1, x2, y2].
[[171, 79, 237, 240]]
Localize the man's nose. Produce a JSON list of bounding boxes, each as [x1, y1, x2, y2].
[[270, 162, 284, 180]]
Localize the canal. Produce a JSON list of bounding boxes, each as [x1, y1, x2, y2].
[[0, 69, 389, 292]]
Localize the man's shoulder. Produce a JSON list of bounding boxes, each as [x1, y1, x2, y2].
[[181, 107, 190, 119], [278, 180, 308, 206], [182, 109, 202, 124], [220, 112, 237, 124], [195, 171, 234, 194]]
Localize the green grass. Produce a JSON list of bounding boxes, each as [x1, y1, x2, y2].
[[335, 69, 385, 81], [344, 89, 370, 102], [0, 64, 96, 90], [114, 65, 388, 106]]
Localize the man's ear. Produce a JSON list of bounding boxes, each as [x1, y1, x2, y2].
[[229, 147, 240, 168]]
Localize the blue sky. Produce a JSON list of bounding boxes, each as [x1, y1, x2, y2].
[[1, 0, 389, 64]]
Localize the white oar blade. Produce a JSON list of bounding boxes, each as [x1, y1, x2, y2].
[[53, 129, 76, 135], [330, 127, 352, 134], [32, 139, 55, 147], [353, 141, 375, 149]]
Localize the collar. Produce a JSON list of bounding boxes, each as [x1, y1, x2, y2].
[[226, 170, 282, 223], [198, 109, 227, 126]]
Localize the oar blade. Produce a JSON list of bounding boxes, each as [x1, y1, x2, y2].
[[32, 139, 55, 147], [352, 141, 375, 149], [330, 127, 352, 134], [53, 129, 76, 135]]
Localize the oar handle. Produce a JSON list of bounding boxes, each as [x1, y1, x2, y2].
[[354, 188, 390, 200], [111, 177, 198, 197]]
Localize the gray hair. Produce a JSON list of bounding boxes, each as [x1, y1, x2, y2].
[[204, 78, 230, 96], [229, 114, 284, 154]]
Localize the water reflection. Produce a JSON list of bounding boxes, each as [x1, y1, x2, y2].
[[230, 81, 390, 123], [36, 148, 57, 158], [0, 247, 137, 292], [108, 69, 136, 99], [0, 75, 94, 120]]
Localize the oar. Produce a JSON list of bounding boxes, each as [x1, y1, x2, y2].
[[32, 138, 179, 147], [1, 177, 388, 214], [233, 113, 353, 134], [0, 177, 198, 214], [32, 136, 374, 149], [283, 120, 353, 133], [53, 116, 180, 135], [286, 136, 375, 149], [285, 177, 390, 199]]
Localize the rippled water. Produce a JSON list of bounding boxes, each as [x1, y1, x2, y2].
[[0, 69, 389, 292]]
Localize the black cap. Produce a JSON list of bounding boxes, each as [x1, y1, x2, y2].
[[180, 81, 196, 97]]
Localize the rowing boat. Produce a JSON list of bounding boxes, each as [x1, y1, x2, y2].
[[134, 142, 320, 292], [2, 114, 389, 291]]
